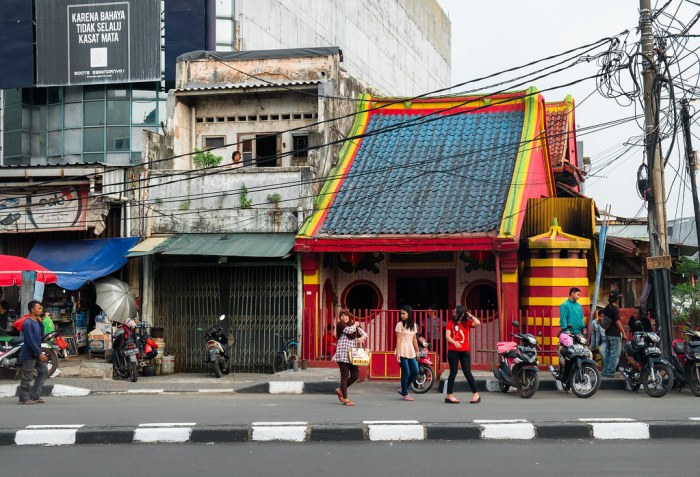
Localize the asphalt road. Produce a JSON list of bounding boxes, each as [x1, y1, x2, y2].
[[0, 441, 694, 476], [2, 383, 699, 429]]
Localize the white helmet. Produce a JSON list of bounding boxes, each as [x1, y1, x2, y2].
[[123, 318, 137, 329]]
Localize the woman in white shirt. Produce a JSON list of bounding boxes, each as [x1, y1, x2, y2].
[[395, 305, 419, 401]]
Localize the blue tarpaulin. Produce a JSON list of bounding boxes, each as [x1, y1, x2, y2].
[[28, 238, 139, 290]]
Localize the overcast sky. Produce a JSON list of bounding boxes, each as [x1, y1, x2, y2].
[[437, 0, 700, 226]]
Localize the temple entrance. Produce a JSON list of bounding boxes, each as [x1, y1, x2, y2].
[[388, 269, 455, 311]]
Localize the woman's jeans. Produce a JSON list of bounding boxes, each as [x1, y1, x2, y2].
[[399, 357, 419, 395], [447, 350, 478, 394], [601, 336, 622, 375]]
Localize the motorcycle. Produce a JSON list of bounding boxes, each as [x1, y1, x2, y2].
[[549, 331, 601, 398], [111, 319, 139, 382], [492, 321, 540, 398], [619, 325, 675, 397], [201, 315, 231, 378], [410, 332, 435, 394], [670, 321, 700, 396], [0, 331, 60, 379]]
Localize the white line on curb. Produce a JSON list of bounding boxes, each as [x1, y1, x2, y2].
[[480, 423, 535, 440], [0, 384, 18, 398], [198, 389, 235, 393], [138, 423, 196, 427], [578, 418, 636, 422], [368, 424, 425, 441], [15, 425, 84, 446], [133, 423, 194, 443], [26, 424, 84, 429], [589, 422, 650, 440], [127, 389, 165, 394], [252, 425, 307, 441], [50, 384, 90, 397], [268, 381, 304, 394], [364, 420, 420, 425]]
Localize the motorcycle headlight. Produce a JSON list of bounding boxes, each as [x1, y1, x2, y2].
[[648, 332, 661, 344]]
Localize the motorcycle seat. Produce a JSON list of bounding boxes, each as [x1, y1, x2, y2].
[[672, 340, 685, 355], [496, 341, 517, 354]]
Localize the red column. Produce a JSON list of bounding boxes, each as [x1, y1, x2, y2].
[[301, 253, 320, 359]]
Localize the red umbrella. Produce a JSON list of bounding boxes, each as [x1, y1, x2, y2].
[[0, 255, 58, 287]]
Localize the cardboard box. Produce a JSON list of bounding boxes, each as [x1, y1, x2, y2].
[[94, 321, 112, 334]]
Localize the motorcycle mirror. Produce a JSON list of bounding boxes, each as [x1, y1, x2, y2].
[[219, 314, 226, 321], [196, 327, 204, 332], [511, 320, 520, 328], [537, 331, 542, 336]]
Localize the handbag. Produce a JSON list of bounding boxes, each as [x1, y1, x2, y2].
[[348, 345, 371, 366]]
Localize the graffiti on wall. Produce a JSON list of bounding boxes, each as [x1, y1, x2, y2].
[[0, 186, 88, 233]]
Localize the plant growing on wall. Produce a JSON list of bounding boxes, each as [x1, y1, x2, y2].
[[179, 199, 191, 210], [672, 257, 700, 326], [267, 193, 282, 207], [192, 148, 223, 168], [240, 184, 252, 209]]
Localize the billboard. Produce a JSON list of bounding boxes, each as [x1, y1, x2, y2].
[[35, 0, 160, 86]]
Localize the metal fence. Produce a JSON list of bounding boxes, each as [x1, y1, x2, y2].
[[154, 263, 297, 373]]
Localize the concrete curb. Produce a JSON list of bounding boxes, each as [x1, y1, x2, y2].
[[1, 419, 698, 446]]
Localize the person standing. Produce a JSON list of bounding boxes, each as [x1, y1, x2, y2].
[[395, 305, 419, 401], [601, 290, 626, 377], [331, 310, 367, 406], [444, 305, 481, 404], [18, 301, 49, 405], [425, 305, 447, 362]]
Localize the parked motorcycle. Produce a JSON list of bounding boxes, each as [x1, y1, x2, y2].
[[201, 315, 231, 378], [410, 332, 435, 394], [492, 321, 540, 398], [111, 318, 139, 382], [549, 331, 601, 398], [670, 321, 700, 396], [619, 324, 675, 397], [0, 331, 60, 379]]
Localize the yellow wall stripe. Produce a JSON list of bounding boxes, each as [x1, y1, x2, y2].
[[522, 277, 589, 287], [526, 258, 588, 267], [303, 271, 320, 286], [502, 271, 518, 283]]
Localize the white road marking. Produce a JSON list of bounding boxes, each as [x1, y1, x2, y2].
[[133, 423, 193, 443], [0, 384, 18, 398], [138, 422, 196, 427], [126, 389, 165, 394], [689, 417, 700, 421], [364, 420, 420, 424], [474, 419, 528, 424], [269, 381, 304, 394], [198, 389, 234, 393], [252, 421, 307, 426], [479, 423, 535, 440], [15, 424, 84, 446], [578, 418, 636, 422], [368, 424, 425, 441], [589, 422, 649, 439]]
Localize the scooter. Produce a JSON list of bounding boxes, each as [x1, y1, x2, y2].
[[670, 321, 700, 396], [549, 331, 601, 398], [0, 331, 60, 379], [410, 332, 435, 394], [492, 321, 540, 398], [201, 315, 231, 378], [111, 319, 139, 382], [619, 325, 674, 398]]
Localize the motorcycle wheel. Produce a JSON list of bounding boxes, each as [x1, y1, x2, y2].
[[272, 353, 286, 373], [213, 357, 223, 378], [498, 382, 510, 393], [642, 363, 673, 398], [113, 355, 129, 379], [43, 348, 60, 378], [128, 360, 138, 382], [570, 364, 601, 398], [517, 369, 539, 399], [687, 364, 700, 397], [410, 365, 434, 394]]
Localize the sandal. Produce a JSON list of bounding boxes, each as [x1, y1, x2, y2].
[[400, 395, 415, 401], [343, 400, 355, 406], [444, 396, 460, 404], [470, 396, 481, 404], [335, 388, 344, 403]]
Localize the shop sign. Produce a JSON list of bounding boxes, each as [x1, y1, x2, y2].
[[0, 186, 88, 233]]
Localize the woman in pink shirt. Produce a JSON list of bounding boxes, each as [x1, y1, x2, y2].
[[395, 305, 419, 401]]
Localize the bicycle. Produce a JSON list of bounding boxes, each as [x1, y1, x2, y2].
[[272, 332, 298, 373]]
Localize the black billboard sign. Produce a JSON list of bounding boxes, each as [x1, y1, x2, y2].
[[36, 0, 160, 86]]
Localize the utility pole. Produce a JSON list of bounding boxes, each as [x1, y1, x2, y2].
[[681, 99, 700, 253], [639, 0, 673, 358]]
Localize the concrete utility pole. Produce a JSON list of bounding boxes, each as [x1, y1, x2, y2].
[[680, 99, 700, 253], [639, 0, 673, 358]]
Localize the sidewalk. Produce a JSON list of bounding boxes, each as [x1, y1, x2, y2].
[[1, 356, 628, 397]]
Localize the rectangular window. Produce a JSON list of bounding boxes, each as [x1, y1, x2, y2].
[[204, 136, 225, 148], [107, 126, 131, 151], [107, 100, 130, 125], [292, 134, 309, 159], [84, 102, 105, 126], [83, 128, 104, 152]]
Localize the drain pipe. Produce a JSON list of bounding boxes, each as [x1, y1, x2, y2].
[[296, 252, 303, 354]]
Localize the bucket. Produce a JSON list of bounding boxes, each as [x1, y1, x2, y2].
[[161, 355, 175, 374], [142, 365, 156, 377]]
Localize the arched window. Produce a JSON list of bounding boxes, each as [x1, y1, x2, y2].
[[461, 280, 497, 312]]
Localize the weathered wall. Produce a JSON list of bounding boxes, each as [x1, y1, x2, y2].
[[145, 167, 313, 234], [235, 0, 451, 95]]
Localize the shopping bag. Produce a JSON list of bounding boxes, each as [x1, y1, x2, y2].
[[55, 335, 68, 350], [348, 346, 371, 366]]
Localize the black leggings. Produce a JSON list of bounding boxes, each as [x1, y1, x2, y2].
[[338, 361, 359, 399], [446, 350, 478, 394]]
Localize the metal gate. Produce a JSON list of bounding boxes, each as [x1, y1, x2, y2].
[[154, 263, 297, 373]]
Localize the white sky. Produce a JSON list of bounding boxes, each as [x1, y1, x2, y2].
[[437, 0, 700, 225]]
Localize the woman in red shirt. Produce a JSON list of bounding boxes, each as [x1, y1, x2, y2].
[[445, 305, 481, 404]]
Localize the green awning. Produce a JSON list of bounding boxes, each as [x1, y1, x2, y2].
[[128, 234, 295, 258]]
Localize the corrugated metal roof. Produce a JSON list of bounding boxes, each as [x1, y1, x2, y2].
[[177, 47, 341, 63], [318, 108, 526, 235], [128, 233, 295, 258], [176, 79, 321, 92], [522, 198, 596, 240]]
